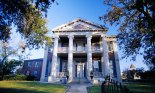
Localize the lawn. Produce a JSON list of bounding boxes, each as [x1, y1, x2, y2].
[[89, 85, 101, 93], [0, 81, 67, 93], [125, 82, 155, 93], [89, 82, 155, 93]]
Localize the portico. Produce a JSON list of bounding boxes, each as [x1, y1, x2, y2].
[[40, 18, 122, 83]]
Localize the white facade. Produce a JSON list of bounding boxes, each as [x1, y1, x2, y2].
[[40, 18, 122, 83]]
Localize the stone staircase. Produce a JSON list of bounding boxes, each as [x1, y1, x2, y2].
[[69, 78, 90, 84]]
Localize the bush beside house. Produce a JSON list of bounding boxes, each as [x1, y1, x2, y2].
[[3, 74, 36, 81]]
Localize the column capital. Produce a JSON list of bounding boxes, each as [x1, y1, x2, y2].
[[86, 34, 92, 39], [101, 34, 107, 38], [68, 35, 74, 39], [54, 35, 59, 39]]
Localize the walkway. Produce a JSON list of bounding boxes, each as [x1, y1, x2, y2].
[[66, 83, 91, 93]]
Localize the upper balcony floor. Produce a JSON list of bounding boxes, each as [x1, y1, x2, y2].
[[57, 46, 103, 53], [54, 35, 115, 53]]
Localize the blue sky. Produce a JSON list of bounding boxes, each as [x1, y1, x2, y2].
[[22, 0, 148, 72]]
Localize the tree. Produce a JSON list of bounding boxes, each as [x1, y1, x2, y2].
[[0, 0, 55, 48], [2, 59, 22, 75], [101, 0, 155, 69], [122, 68, 143, 80], [140, 70, 155, 79], [0, 41, 27, 79]]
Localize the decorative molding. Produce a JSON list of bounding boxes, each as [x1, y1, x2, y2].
[[52, 18, 107, 31]]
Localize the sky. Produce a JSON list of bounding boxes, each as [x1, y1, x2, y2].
[[11, 0, 148, 72]]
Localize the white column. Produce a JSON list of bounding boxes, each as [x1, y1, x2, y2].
[[40, 46, 48, 82], [68, 35, 74, 82], [86, 35, 92, 79], [113, 41, 122, 82], [102, 35, 110, 77], [49, 35, 59, 82], [101, 56, 104, 76]]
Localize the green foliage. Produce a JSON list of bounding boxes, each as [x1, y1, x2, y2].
[[66, 70, 69, 76], [126, 82, 155, 93], [0, 0, 54, 48], [26, 75, 37, 81], [102, 0, 155, 69], [2, 59, 22, 75], [0, 81, 67, 93], [140, 70, 155, 80], [122, 68, 143, 80], [105, 75, 110, 80], [0, 42, 27, 80], [90, 70, 94, 76], [3, 74, 38, 81], [89, 86, 101, 93], [3, 74, 27, 80]]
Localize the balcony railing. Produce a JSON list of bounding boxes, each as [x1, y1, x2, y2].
[[58, 46, 102, 53], [93, 72, 103, 78], [73, 47, 86, 52], [92, 46, 102, 52], [58, 47, 68, 53]]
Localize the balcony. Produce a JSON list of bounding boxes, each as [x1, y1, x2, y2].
[[57, 46, 102, 53], [92, 46, 102, 53], [73, 47, 86, 53], [58, 47, 68, 53]]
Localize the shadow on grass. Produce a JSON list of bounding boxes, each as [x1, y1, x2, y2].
[[14, 81, 62, 87], [0, 88, 48, 93], [124, 82, 155, 93]]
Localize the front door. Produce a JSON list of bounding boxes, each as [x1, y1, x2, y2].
[[77, 63, 84, 78]]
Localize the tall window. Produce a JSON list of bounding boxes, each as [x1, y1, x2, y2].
[[109, 60, 114, 78], [93, 60, 99, 77], [26, 70, 30, 75], [35, 62, 39, 68], [63, 61, 67, 72], [34, 71, 38, 76], [28, 62, 31, 67]]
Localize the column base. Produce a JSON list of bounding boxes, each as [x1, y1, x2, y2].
[[40, 77, 45, 82], [48, 76, 60, 83], [67, 77, 73, 83]]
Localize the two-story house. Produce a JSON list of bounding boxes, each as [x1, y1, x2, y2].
[[40, 18, 121, 83]]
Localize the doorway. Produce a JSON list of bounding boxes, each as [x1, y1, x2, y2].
[[76, 63, 85, 78]]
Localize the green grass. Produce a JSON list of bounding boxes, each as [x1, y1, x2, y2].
[[89, 85, 101, 93], [125, 82, 155, 93], [89, 82, 155, 93], [0, 81, 67, 93]]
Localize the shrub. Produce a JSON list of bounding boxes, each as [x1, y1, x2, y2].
[[3, 74, 27, 80], [26, 75, 36, 81], [140, 70, 155, 80], [0, 70, 3, 81]]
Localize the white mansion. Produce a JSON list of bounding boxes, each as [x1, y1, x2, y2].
[[40, 18, 121, 83]]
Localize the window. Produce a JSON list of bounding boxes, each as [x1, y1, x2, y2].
[[34, 71, 38, 76], [35, 62, 39, 68], [63, 43, 68, 47], [95, 44, 100, 51], [108, 41, 113, 51], [63, 61, 67, 72], [26, 71, 30, 75], [28, 62, 31, 67], [93, 60, 99, 77], [83, 43, 85, 50], [109, 60, 114, 77]]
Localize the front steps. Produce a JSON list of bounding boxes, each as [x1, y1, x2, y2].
[[69, 78, 89, 84]]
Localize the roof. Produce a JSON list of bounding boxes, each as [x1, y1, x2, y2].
[[130, 64, 136, 69], [24, 58, 43, 62], [52, 18, 107, 32]]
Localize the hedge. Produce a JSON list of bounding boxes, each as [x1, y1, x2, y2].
[[3, 74, 37, 81], [3, 74, 27, 80]]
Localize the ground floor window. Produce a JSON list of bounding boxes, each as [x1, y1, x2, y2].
[[93, 60, 102, 77]]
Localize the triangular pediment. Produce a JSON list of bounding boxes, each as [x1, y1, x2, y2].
[[52, 18, 106, 31]]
